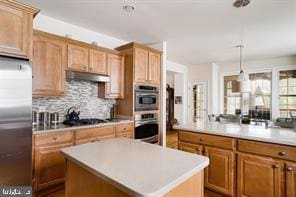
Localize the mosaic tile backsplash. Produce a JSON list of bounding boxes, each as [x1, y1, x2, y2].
[[33, 80, 115, 122]]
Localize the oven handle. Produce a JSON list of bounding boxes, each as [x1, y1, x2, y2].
[[138, 135, 158, 143], [136, 94, 157, 97], [135, 120, 158, 126]]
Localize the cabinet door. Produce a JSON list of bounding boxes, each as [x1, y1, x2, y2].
[[106, 54, 124, 98], [179, 141, 203, 155], [0, 2, 33, 59], [286, 162, 296, 197], [33, 33, 66, 96], [148, 51, 161, 86], [89, 49, 107, 74], [237, 154, 282, 197], [134, 47, 148, 83], [67, 44, 89, 71], [204, 146, 234, 196], [34, 143, 72, 191]]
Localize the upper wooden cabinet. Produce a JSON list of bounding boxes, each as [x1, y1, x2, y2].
[[133, 47, 161, 86], [134, 47, 148, 84], [33, 31, 66, 97], [0, 1, 39, 59], [148, 51, 161, 85], [67, 44, 89, 72], [105, 54, 125, 99], [89, 49, 107, 74], [115, 42, 162, 87], [237, 153, 282, 197]]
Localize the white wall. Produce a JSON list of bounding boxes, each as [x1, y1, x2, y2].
[[187, 63, 214, 123], [166, 71, 175, 88], [166, 61, 188, 125], [33, 14, 126, 49]]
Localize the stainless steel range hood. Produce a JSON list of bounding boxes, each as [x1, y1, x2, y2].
[[66, 70, 110, 82]]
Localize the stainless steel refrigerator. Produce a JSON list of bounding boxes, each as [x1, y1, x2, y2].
[[0, 56, 32, 186]]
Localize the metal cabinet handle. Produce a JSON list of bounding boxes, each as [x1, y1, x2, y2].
[[53, 137, 57, 140], [272, 164, 279, 169], [89, 67, 93, 70], [287, 167, 293, 172], [278, 151, 286, 156], [196, 148, 201, 152], [204, 150, 208, 154], [199, 138, 204, 142]]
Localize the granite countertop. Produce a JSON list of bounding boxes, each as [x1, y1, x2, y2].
[[33, 118, 133, 134], [174, 121, 296, 146], [61, 138, 209, 197]]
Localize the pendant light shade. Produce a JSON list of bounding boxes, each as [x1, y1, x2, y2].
[[237, 70, 246, 81]]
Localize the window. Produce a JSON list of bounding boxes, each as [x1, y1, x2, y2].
[[224, 75, 241, 114], [224, 72, 272, 120], [279, 70, 296, 117], [193, 83, 207, 121]]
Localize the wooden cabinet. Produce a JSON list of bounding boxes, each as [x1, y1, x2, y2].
[[0, 1, 38, 59], [89, 49, 107, 74], [75, 126, 115, 145], [237, 153, 282, 197], [67, 44, 89, 71], [105, 54, 124, 99], [134, 47, 148, 84], [33, 131, 74, 192], [179, 141, 203, 155], [204, 146, 234, 196], [115, 122, 134, 139], [148, 51, 161, 85], [116, 43, 161, 87], [133, 47, 161, 86], [178, 137, 234, 196], [33, 31, 66, 96], [286, 162, 296, 197]]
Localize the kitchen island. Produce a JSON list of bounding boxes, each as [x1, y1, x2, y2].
[[174, 121, 296, 197], [61, 138, 209, 197]]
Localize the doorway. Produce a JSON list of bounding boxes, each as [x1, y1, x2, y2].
[[192, 82, 208, 122]]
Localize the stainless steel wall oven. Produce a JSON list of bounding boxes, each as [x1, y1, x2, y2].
[[135, 85, 158, 111], [135, 113, 159, 144]]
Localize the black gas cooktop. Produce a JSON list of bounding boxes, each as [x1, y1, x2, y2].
[[63, 118, 110, 126]]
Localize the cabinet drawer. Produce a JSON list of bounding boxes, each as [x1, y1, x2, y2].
[[179, 131, 235, 150], [115, 123, 134, 134], [238, 140, 296, 162], [35, 131, 74, 147], [116, 131, 133, 139], [75, 126, 115, 141]]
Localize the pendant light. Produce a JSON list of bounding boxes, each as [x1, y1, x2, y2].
[[234, 0, 251, 92], [236, 45, 247, 82]]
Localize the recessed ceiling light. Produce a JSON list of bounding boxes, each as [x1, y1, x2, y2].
[[122, 4, 135, 12]]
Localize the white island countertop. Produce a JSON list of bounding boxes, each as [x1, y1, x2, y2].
[[61, 138, 209, 197], [174, 121, 296, 146]]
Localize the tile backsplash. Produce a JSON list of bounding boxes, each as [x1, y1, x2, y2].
[[33, 79, 115, 122]]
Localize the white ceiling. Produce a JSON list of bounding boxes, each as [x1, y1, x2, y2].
[[21, 0, 296, 65]]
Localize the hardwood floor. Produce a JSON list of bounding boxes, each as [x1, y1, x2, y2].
[[166, 130, 178, 149]]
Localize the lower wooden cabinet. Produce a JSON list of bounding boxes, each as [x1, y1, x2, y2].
[[204, 146, 234, 196], [33, 123, 134, 195], [179, 141, 203, 155], [286, 162, 296, 197], [34, 143, 73, 192], [179, 141, 234, 196], [237, 153, 283, 197], [178, 130, 296, 197]]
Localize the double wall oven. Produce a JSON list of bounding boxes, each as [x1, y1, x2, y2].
[[134, 85, 159, 144]]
